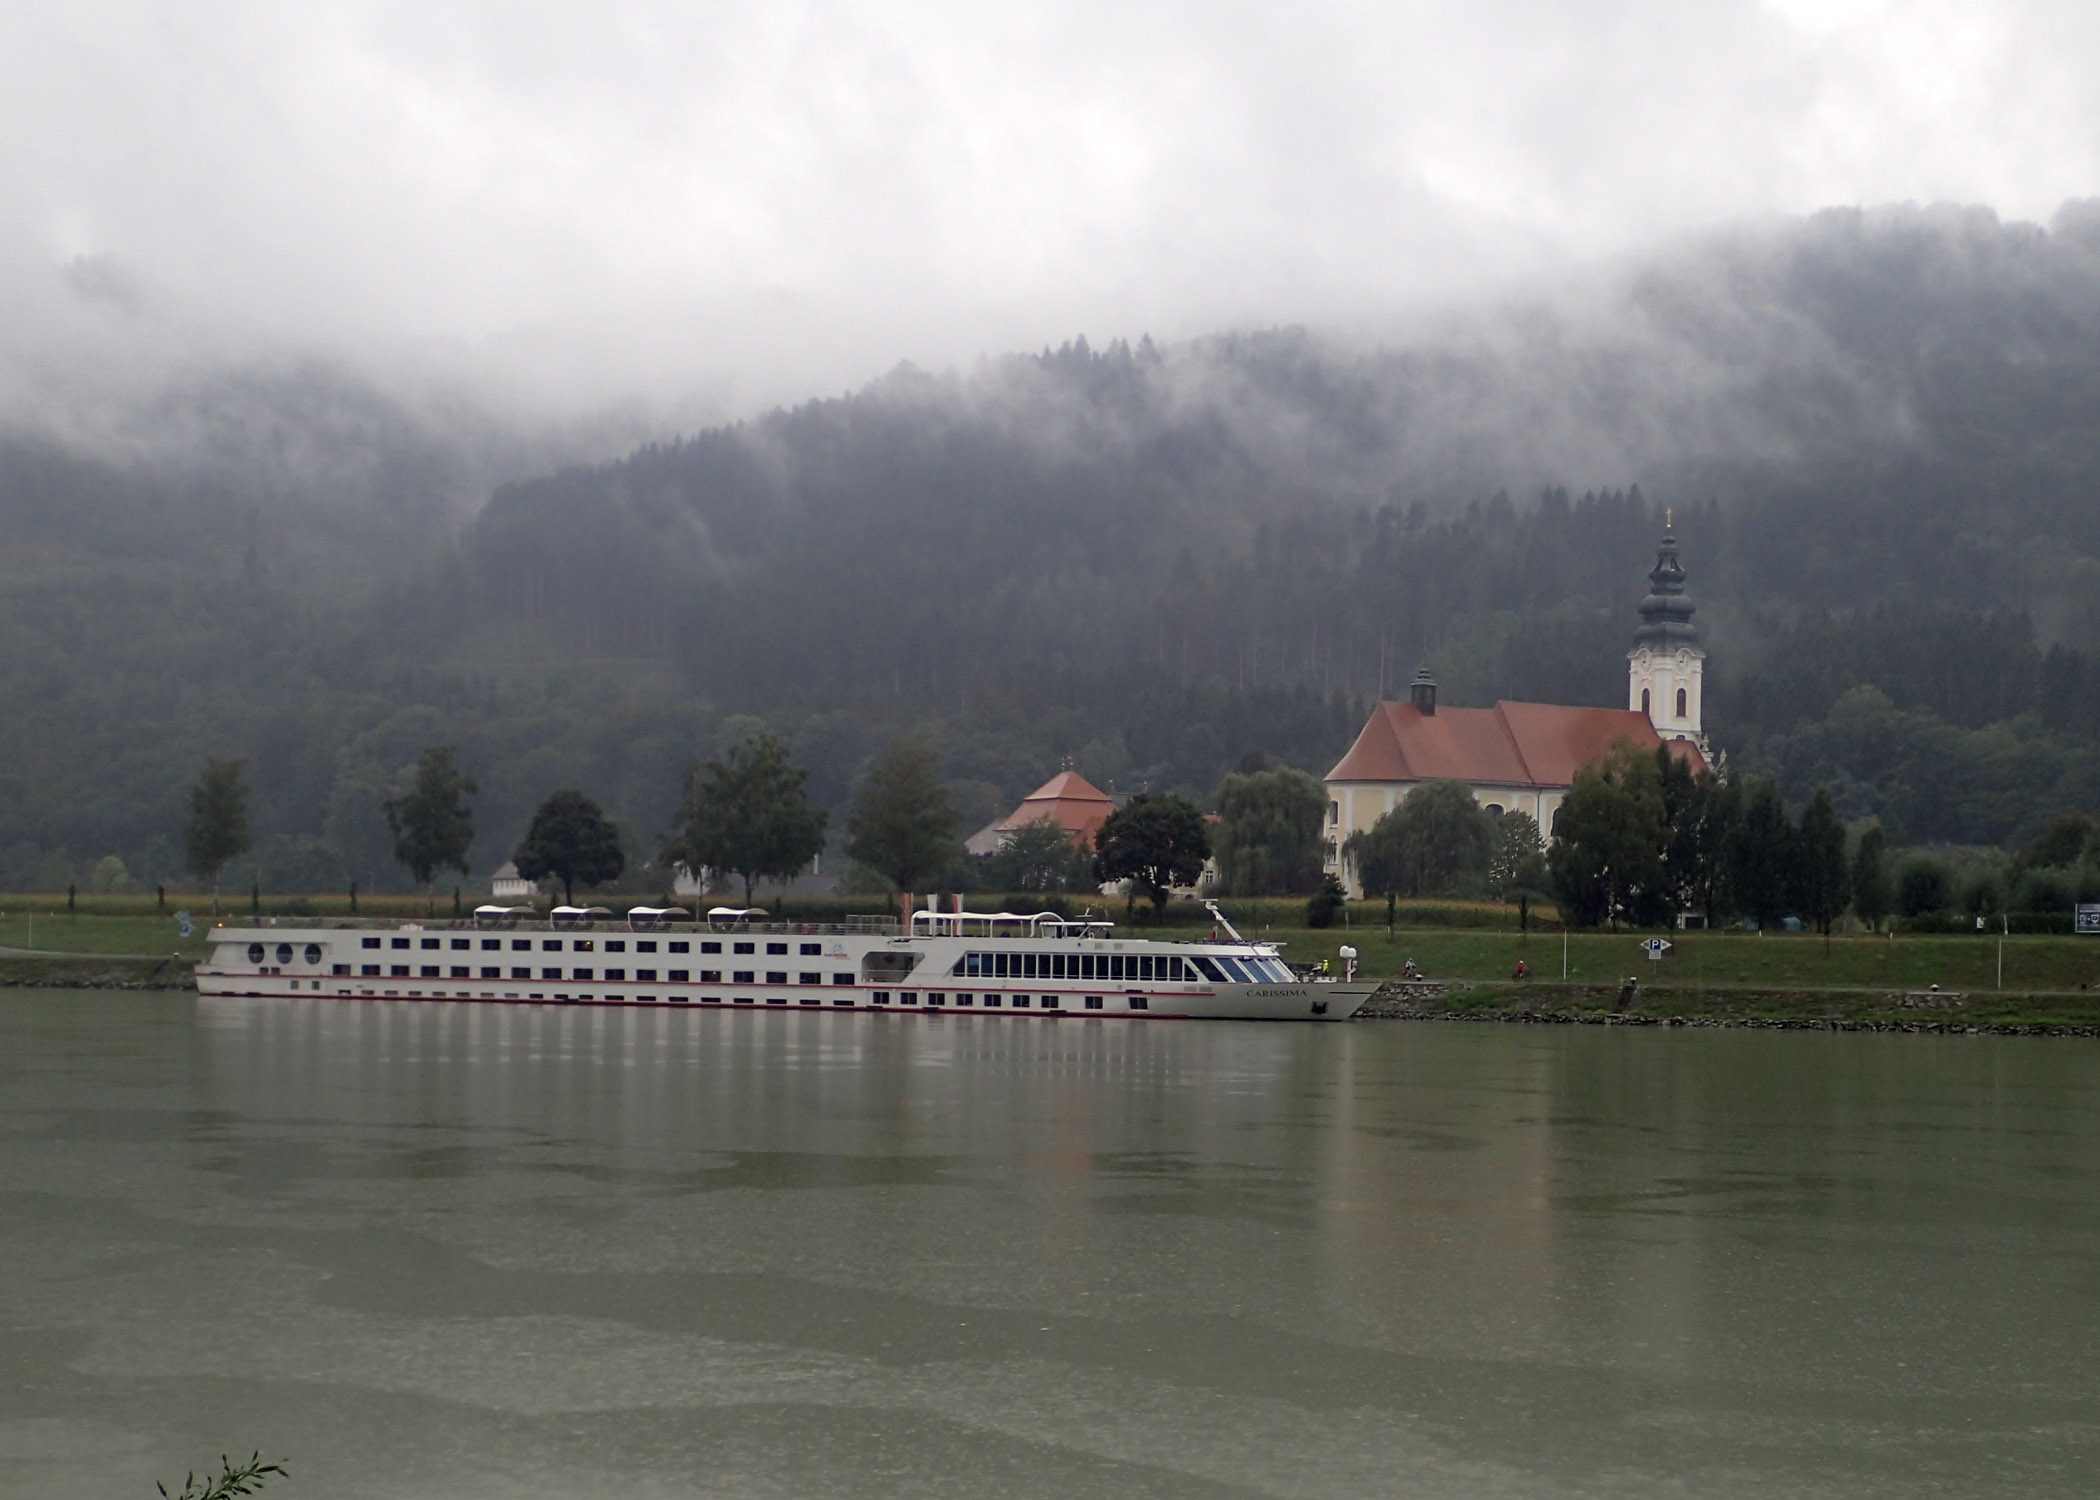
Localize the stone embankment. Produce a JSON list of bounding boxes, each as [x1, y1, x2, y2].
[[1357, 979, 2100, 1036], [0, 957, 196, 990]]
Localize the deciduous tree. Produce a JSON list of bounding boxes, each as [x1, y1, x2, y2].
[[514, 789, 625, 906], [1796, 787, 1850, 939], [1346, 780, 1494, 900], [384, 746, 476, 911], [1093, 793, 1209, 918], [980, 816, 1093, 893], [184, 757, 251, 914], [1547, 744, 1669, 929], [843, 737, 958, 904], [1852, 825, 1891, 931], [667, 729, 828, 904], [1210, 765, 1327, 895]]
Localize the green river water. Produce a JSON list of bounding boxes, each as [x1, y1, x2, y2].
[[2, 990, 2097, 1498]]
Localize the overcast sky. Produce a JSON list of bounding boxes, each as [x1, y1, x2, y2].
[[3, 0, 2096, 421]]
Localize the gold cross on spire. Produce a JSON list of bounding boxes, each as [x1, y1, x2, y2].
[[1665, 506, 1673, 530]]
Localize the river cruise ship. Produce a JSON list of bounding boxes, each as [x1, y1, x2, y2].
[[194, 901, 1376, 1021]]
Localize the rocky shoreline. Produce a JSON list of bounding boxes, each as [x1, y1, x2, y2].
[[1355, 980, 2100, 1037]]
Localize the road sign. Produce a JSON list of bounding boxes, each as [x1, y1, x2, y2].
[[2077, 904, 2100, 935], [1641, 937, 1672, 955], [175, 910, 193, 938]]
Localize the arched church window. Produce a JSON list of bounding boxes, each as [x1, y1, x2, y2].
[[1641, 688, 1651, 715], [1676, 687, 1687, 718]]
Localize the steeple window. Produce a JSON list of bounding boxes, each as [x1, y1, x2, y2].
[[1676, 687, 1688, 718], [1641, 688, 1651, 715]]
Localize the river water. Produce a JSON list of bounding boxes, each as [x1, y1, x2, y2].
[[3, 991, 2097, 1499]]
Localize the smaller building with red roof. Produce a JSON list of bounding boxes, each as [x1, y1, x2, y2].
[[965, 769, 1119, 856]]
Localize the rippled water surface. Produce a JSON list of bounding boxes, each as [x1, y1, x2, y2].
[[4, 991, 2099, 1498]]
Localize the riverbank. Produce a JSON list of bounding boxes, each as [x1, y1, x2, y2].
[[1361, 979, 2100, 1034], [0, 953, 195, 989]]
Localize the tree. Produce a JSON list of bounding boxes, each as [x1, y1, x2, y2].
[[667, 729, 828, 904], [1546, 745, 1669, 929], [843, 737, 958, 903], [980, 816, 1094, 893], [2016, 810, 2096, 871], [1210, 765, 1327, 894], [514, 789, 626, 906], [1898, 855, 1953, 918], [184, 757, 251, 914], [1486, 809, 1545, 901], [1727, 778, 1797, 929], [1093, 793, 1209, 918], [1796, 788, 1850, 939], [1657, 746, 1735, 923], [1851, 825, 1891, 931], [1345, 780, 1494, 899], [384, 746, 476, 910]]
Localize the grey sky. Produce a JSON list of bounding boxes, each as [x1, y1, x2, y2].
[[4, 0, 2096, 421]]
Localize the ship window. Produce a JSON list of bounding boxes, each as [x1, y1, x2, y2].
[[702, 941, 721, 954], [766, 970, 787, 984], [900, 991, 918, 1005], [927, 992, 944, 1006], [542, 939, 563, 951], [512, 939, 531, 950], [1139, 956, 1154, 981], [392, 965, 410, 977], [833, 972, 853, 985], [1218, 957, 1255, 983], [734, 941, 754, 954], [1012, 995, 1029, 1007], [767, 942, 787, 955], [572, 967, 593, 980], [669, 941, 689, 954], [247, 943, 265, 964], [1085, 995, 1102, 1009], [800, 942, 821, 956], [362, 964, 379, 976], [605, 940, 625, 952], [542, 967, 561, 980], [733, 970, 753, 983], [332, 963, 349, 975], [1676, 687, 1688, 718], [1128, 996, 1149, 1010], [481, 938, 500, 950], [449, 966, 468, 978], [637, 941, 657, 953], [606, 968, 626, 980], [964, 953, 982, 977], [391, 938, 410, 950], [481, 966, 500, 979], [982, 994, 1000, 1007], [1041, 995, 1060, 1009], [799, 971, 820, 985], [669, 969, 689, 981], [637, 969, 656, 982], [361, 937, 380, 949], [872, 991, 889, 1005], [955, 993, 972, 1006], [574, 939, 594, 952], [511, 967, 530, 979], [701, 969, 720, 982], [1192, 956, 1227, 982]]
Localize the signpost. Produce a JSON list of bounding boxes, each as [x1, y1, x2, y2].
[[1642, 936, 1671, 973], [2077, 905, 2100, 935]]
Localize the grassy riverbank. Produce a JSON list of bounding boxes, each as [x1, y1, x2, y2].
[[1375, 980, 2100, 1032]]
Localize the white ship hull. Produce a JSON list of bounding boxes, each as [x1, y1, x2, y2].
[[194, 916, 1375, 1022]]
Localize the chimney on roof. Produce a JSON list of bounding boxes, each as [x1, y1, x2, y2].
[[1409, 667, 1437, 716]]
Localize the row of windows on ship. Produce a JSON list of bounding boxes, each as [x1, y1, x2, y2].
[[238, 941, 1291, 986]]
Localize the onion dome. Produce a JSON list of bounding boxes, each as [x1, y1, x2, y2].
[[1633, 527, 1700, 651]]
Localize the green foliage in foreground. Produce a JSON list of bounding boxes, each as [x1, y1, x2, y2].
[[158, 1452, 285, 1500]]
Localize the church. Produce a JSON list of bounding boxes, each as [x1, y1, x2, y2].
[[1324, 524, 1710, 895]]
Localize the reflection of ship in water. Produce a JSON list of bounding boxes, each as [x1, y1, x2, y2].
[[196, 900, 1374, 1022]]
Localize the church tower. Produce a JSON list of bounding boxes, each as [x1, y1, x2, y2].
[[1627, 516, 1706, 749]]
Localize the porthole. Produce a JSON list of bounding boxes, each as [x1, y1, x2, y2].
[[275, 943, 294, 965], [247, 943, 265, 964], [303, 943, 322, 965]]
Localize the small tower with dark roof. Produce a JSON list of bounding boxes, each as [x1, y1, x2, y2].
[[1627, 514, 1706, 748]]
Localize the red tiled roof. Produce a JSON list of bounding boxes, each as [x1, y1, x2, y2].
[[998, 769, 1117, 843], [1326, 700, 1700, 789]]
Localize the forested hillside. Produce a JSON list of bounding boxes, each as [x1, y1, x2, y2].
[[8, 200, 2100, 892]]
